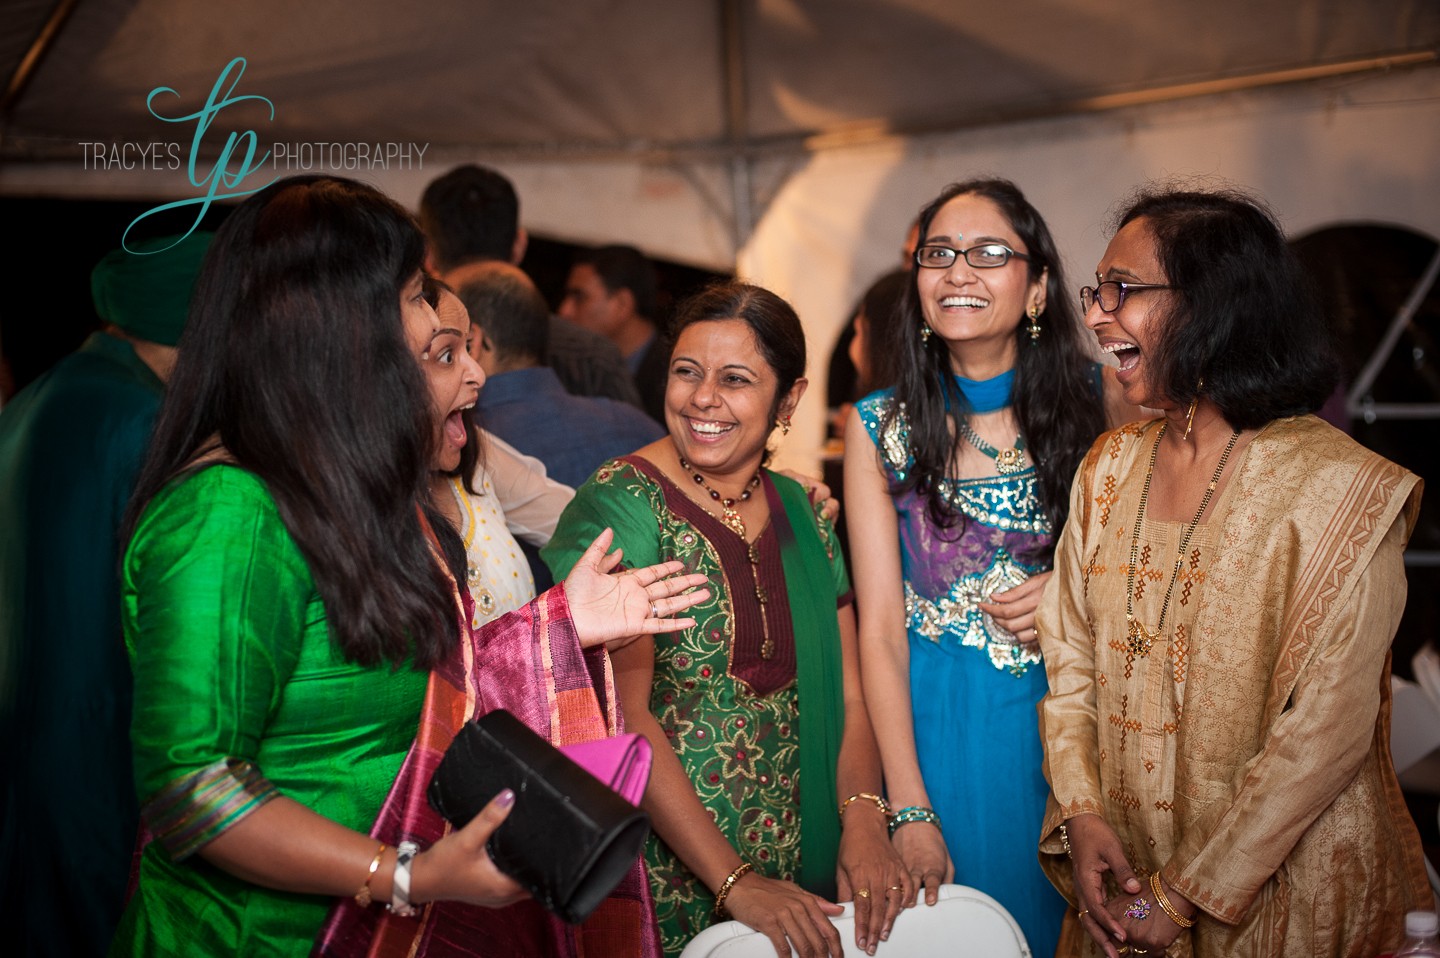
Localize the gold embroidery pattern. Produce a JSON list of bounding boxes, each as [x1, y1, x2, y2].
[[904, 552, 1041, 676], [1097, 474, 1118, 527], [1170, 623, 1190, 685], [1082, 543, 1105, 600], [1271, 459, 1405, 694]]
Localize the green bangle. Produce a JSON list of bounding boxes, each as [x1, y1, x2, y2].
[[888, 805, 941, 837]]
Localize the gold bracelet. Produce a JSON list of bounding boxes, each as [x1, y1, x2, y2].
[[353, 842, 388, 908], [1058, 824, 1073, 859], [713, 861, 754, 919], [1150, 871, 1195, 928], [838, 792, 892, 823]]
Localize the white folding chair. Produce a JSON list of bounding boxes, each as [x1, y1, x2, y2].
[[678, 883, 1031, 958]]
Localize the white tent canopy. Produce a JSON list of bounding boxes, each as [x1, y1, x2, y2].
[[3, 0, 1438, 463]]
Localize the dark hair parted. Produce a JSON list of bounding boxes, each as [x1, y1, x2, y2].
[[881, 178, 1105, 562], [419, 164, 520, 271], [574, 245, 658, 321], [1114, 188, 1338, 428], [127, 175, 464, 670], [670, 281, 806, 421]]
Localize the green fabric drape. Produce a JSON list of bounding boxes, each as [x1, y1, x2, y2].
[[769, 477, 844, 897]]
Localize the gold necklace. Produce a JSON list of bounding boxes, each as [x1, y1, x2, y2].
[[676, 452, 762, 538], [1124, 422, 1240, 657]]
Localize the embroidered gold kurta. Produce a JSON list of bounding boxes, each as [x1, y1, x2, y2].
[[1037, 416, 1430, 958]]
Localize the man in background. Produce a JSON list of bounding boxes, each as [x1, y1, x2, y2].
[[0, 232, 211, 956], [559, 244, 668, 424]]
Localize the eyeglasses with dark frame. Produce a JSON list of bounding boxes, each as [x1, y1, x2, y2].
[[914, 244, 1031, 270], [1079, 280, 1175, 313]]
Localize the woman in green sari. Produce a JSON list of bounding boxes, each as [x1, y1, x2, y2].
[[543, 282, 907, 958]]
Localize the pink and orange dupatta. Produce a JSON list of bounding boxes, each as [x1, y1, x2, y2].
[[313, 569, 660, 958]]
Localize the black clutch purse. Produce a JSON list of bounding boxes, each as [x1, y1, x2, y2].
[[426, 709, 652, 924]]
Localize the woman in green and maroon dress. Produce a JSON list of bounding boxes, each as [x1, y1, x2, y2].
[[544, 282, 907, 958]]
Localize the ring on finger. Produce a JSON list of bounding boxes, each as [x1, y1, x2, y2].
[[856, 888, 870, 899], [650, 602, 659, 618]]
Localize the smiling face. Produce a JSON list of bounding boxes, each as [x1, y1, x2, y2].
[[1087, 216, 1175, 410], [665, 318, 805, 484], [400, 277, 483, 472], [916, 192, 1047, 374]]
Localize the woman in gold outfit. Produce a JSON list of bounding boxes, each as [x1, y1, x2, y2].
[[1037, 187, 1430, 958]]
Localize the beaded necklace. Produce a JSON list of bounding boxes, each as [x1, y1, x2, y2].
[[676, 452, 762, 538], [1124, 423, 1240, 657]]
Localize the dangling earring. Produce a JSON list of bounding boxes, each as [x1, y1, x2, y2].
[[776, 416, 791, 436], [921, 324, 932, 343], [1182, 377, 1205, 442], [1027, 305, 1042, 343]]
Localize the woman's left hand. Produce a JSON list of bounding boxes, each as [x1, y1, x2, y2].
[[835, 811, 912, 955], [978, 570, 1052, 653], [563, 528, 710, 649], [777, 468, 839, 523]]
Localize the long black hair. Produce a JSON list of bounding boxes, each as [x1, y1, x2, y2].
[[1115, 188, 1338, 428], [126, 175, 463, 669], [880, 178, 1104, 562]]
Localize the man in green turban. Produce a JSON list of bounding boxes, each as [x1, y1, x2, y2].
[[0, 232, 211, 956]]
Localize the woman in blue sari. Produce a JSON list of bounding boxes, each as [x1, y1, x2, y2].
[[844, 179, 1137, 957]]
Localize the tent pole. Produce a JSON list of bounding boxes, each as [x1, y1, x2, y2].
[[0, 0, 82, 141]]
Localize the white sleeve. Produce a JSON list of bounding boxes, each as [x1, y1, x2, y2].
[[477, 431, 575, 546]]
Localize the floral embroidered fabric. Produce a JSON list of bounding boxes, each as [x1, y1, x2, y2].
[[858, 392, 1049, 676]]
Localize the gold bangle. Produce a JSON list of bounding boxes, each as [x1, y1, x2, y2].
[[838, 792, 892, 823], [1150, 871, 1195, 928], [1059, 824, 1073, 859], [713, 861, 754, 919], [353, 842, 388, 908]]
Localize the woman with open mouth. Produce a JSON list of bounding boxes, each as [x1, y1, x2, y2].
[[544, 282, 903, 958], [844, 178, 1139, 957], [113, 175, 708, 958], [1037, 187, 1429, 957]]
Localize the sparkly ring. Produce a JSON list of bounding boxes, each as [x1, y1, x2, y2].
[[1124, 897, 1152, 920], [856, 888, 870, 899]]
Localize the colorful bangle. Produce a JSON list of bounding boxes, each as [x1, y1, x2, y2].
[[713, 861, 754, 919], [838, 792, 892, 823], [1058, 824, 1073, 859], [388, 841, 420, 918], [888, 805, 941, 837], [1150, 871, 1195, 928], [353, 842, 388, 908]]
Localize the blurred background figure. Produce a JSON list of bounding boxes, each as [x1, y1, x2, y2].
[[420, 164, 642, 408], [0, 231, 211, 956], [456, 261, 663, 489], [559, 244, 669, 425]]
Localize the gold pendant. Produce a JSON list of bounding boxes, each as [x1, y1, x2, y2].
[[721, 507, 746, 538], [1126, 617, 1158, 657], [994, 446, 1027, 476]]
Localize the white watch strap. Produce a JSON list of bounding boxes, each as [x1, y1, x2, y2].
[[388, 840, 420, 917]]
